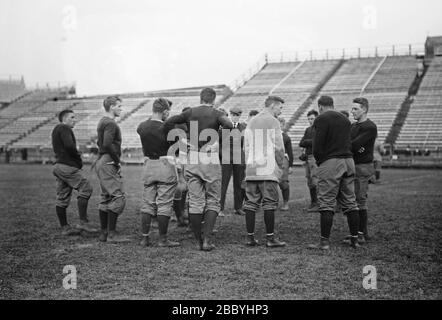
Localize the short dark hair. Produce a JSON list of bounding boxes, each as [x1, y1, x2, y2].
[[340, 110, 350, 118], [249, 109, 259, 117], [152, 98, 172, 113], [318, 95, 334, 107], [58, 109, 74, 122], [182, 106, 191, 113], [200, 88, 216, 104], [353, 97, 369, 112], [265, 95, 285, 108], [307, 110, 319, 117], [103, 96, 122, 112]]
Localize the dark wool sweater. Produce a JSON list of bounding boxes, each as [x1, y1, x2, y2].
[[312, 110, 353, 166], [97, 117, 122, 164], [350, 119, 378, 164], [137, 119, 170, 158], [51, 123, 82, 169]]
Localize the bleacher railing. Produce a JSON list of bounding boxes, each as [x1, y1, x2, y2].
[[0, 75, 24, 82], [266, 43, 425, 63], [228, 55, 268, 93], [27, 82, 76, 91]]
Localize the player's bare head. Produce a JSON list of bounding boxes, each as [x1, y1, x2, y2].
[[318, 96, 335, 111], [352, 97, 369, 122], [153, 98, 172, 113], [307, 110, 318, 118], [200, 88, 216, 105], [352, 97, 369, 113], [182, 106, 191, 113], [58, 109, 75, 128], [307, 109, 318, 125], [153, 98, 172, 120], [265, 96, 284, 117], [249, 110, 259, 117], [103, 96, 122, 116]]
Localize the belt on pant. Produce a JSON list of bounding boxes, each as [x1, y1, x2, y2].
[[144, 156, 180, 181], [144, 155, 175, 160]]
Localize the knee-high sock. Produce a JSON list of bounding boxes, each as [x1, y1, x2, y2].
[[245, 209, 256, 234], [99, 210, 108, 230], [189, 213, 203, 240], [157, 215, 170, 236], [282, 188, 290, 203], [203, 210, 217, 238], [264, 210, 275, 234], [173, 200, 181, 219], [320, 210, 334, 239], [359, 209, 368, 235], [56, 206, 68, 227], [375, 171, 380, 180], [180, 191, 187, 216], [310, 186, 318, 204], [346, 210, 360, 237], [77, 197, 88, 221], [141, 213, 152, 235], [108, 211, 118, 232]]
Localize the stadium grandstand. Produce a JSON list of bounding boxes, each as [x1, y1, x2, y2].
[[0, 76, 28, 105], [395, 56, 442, 151], [1, 37, 441, 165]]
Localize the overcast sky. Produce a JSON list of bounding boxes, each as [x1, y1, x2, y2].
[[1, 0, 441, 96]]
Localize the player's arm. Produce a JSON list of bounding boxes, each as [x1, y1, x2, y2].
[[163, 109, 191, 135], [102, 122, 120, 165], [274, 123, 285, 169], [285, 134, 294, 167], [299, 127, 312, 148], [60, 127, 81, 161], [380, 143, 386, 154], [351, 125, 377, 154], [218, 112, 234, 129], [312, 117, 326, 162], [244, 127, 252, 164]]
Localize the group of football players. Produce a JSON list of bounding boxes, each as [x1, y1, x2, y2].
[[51, 87, 378, 251]]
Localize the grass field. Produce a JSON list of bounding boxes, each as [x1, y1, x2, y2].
[[1, 164, 441, 300]]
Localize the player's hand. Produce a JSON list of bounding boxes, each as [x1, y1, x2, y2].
[[180, 138, 190, 146], [208, 142, 219, 153]]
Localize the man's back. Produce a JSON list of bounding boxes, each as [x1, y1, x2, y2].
[[244, 110, 285, 182], [97, 116, 122, 163], [164, 105, 233, 150], [51, 123, 82, 169], [137, 119, 169, 158], [312, 110, 352, 165]]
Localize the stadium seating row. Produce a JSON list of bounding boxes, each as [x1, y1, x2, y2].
[[0, 90, 72, 147], [0, 79, 27, 103], [395, 57, 442, 149], [3, 55, 440, 154], [10, 87, 228, 149], [364, 56, 418, 93]]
